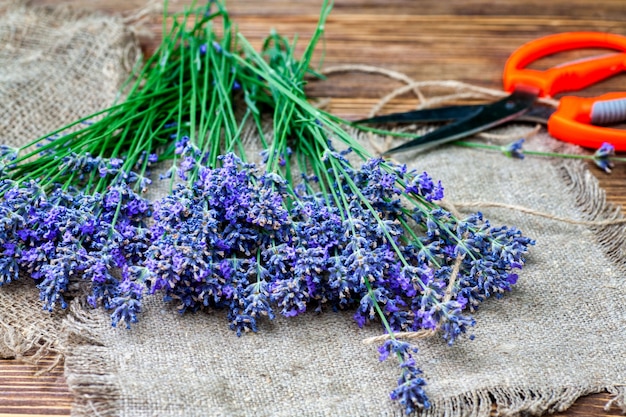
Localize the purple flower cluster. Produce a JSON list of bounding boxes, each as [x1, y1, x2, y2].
[[379, 340, 430, 413], [0, 179, 151, 328], [7, 133, 530, 412], [301, 158, 529, 344], [0, 145, 18, 162], [502, 138, 525, 159], [593, 142, 615, 173], [146, 152, 533, 413], [146, 154, 291, 335]]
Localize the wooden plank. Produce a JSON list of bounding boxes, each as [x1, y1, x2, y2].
[[3, 1, 626, 416], [0, 356, 73, 416]]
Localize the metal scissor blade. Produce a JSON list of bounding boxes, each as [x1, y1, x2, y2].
[[383, 89, 539, 155], [515, 105, 554, 124], [355, 105, 482, 124]]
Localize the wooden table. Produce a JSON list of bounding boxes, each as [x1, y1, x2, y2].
[[2, 1, 625, 415]]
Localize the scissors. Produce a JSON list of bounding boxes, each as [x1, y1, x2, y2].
[[356, 32, 626, 154]]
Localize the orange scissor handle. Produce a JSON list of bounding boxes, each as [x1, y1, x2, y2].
[[550, 92, 626, 150], [503, 32, 626, 97]]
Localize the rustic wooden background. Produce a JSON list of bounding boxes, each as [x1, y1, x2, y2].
[[2, 0, 625, 416]]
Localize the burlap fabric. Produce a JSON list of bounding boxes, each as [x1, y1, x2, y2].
[[0, 2, 139, 362], [2, 4, 626, 417]]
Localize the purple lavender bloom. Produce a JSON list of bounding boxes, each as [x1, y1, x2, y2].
[[103, 187, 122, 209], [110, 273, 144, 329], [0, 145, 18, 161], [37, 244, 81, 311], [175, 136, 190, 155], [110, 158, 124, 169], [159, 166, 176, 180], [390, 358, 430, 414], [377, 339, 416, 362], [502, 138, 525, 159], [148, 154, 292, 328], [377, 339, 430, 413], [270, 276, 308, 317], [593, 142, 615, 173], [229, 279, 275, 336], [406, 171, 444, 202], [0, 243, 19, 285], [178, 156, 196, 180]]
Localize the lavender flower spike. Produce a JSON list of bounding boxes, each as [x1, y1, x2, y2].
[[378, 339, 430, 413], [593, 142, 615, 173], [110, 275, 144, 329], [501, 138, 525, 159]]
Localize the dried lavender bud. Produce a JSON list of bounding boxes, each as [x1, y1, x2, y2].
[[502, 138, 525, 159], [593, 142, 615, 173]]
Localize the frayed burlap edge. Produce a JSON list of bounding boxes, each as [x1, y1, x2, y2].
[[61, 301, 120, 417], [0, 281, 65, 371], [553, 158, 626, 414], [417, 385, 610, 417]]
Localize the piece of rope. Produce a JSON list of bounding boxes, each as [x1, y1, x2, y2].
[[453, 201, 626, 227], [362, 329, 436, 344], [121, 0, 163, 47], [444, 256, 465, 303], [322, 64, 426, 103], [362, 251, 465, 345], [121, 0, 162, 25], [323, 64, 560, 118]]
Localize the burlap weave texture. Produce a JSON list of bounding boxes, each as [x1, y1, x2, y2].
[[2, 3, 626, 417]]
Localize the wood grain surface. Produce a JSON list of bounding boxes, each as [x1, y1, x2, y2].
[[2, 0, 626, 416]]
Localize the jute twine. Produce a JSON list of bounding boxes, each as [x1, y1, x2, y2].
[[321, 65, 626, 345]]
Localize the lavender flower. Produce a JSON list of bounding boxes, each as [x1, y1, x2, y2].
[[0, 145, 18, 162], [405, 170, 444, 202], [0, 173, 151, 323], [593, 142, 615, 173], [175, 136, 190, 155], [110, 272, 145, 329], [147, 154, 291, 332], [501, 138, 525, 159], [378, 339, 430, 414], [212, 40, 222, 53], [390, 357, 430, 414]]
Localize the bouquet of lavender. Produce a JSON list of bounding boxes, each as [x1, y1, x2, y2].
[[0, 0, 534, 413]]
